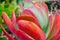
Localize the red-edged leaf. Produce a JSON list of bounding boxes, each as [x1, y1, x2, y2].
[[50, 13, 60, 40], [35, 3, 48, 14], [47, 13, 60, 40], [35, 3, 48, 16], [11, 11, 18, 29], [2, 12, 16, 33], [46, 14, 54, 37], [16, 14, 40, 27], [51, 30, 60, 40], [17, 20, 46, 40], [15, 30, 35, 40], [11, 11, 16, 24], [22, 9, 37, 18], [22, 4, 48, 33], [2, 12, 34, 40], [42, 3, 48, 14]]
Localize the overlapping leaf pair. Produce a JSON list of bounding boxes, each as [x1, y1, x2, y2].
[[0, 3, 60, 40]]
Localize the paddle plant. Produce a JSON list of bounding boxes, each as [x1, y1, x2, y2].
[[0, 3, 60, 40]]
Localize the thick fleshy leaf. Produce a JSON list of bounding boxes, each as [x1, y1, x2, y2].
[[22, 4, 48, 33], [22, 9, 36, 18], [17, 20, 46, 40], [47, 13, 60, 40], [42, 3, 48, 14], [35, 3, 48, 14], [2, 12, 35, 40], [0, 24, 14, 40], [11, 11, 18, 29], [2, 12, 16, 33], [16, 14, 40, 27], [46, 14, 54, 37], [15, 30, 35, 40], [1, 24, 34, 40], [50, 13, 60, 40], [11, 11, 16, 24], [51, 31, 60, 40], [35, 3, 48, 29]]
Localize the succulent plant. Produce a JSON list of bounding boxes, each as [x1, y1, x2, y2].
[[0, 3, 60, 40]]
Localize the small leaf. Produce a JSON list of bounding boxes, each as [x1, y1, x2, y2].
[[15, 7, 18, 14], [0, 27, 2, 34], [3, 24, 7, 29], [0, 37, 7, 40], [0, 6, 2, 16], [4, 4, 9, 8], [4, 9, 11, 16]]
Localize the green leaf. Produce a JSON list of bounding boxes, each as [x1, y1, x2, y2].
[[3, 24, 7, 29], [1, 2, 5, 8], [0, 19, 2, 24], [0, 6, 2, 16], [4, 4, 9, 8], [0, 37, 7, 40], [15, 7, 18, 14], [0, 27, 2, 34], [0, 17, 4, 24], [4, 9, 11, 17]]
